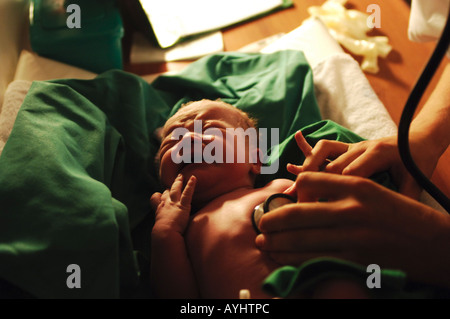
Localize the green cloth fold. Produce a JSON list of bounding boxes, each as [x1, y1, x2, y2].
[[0, 71, 168, 298], [262, 257, 442, 299]]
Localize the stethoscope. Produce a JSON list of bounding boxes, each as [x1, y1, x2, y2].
[[252, 193, 296, 234]]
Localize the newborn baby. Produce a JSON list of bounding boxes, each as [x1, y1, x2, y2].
[[150, 99, 369, 299]]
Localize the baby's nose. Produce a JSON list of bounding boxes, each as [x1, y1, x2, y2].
[[183, 131, 201, 143], [182, 131, 215, 144]]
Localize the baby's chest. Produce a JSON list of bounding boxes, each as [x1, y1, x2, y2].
[[185, 195, 282, 298], [186, 182, 292, 251], [187, 201, 257, 252]]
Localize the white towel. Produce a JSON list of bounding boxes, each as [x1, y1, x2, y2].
[[0, 80, 32, 156], [312, 52, 397, 140]]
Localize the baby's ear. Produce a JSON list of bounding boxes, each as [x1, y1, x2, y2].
[[251, 162, 261, 175], [154, 127, 164, 142], [250, 148, 263, 175], [154, 149, 161, 177]]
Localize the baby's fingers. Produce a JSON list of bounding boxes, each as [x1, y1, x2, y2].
[[169, 174, 184, 201], [150, 192, 162, 210], [180, 175, 197, 207]]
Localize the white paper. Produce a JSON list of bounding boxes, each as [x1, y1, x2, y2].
[[139, 0, 284, 48], [131, 31, 224, 63]]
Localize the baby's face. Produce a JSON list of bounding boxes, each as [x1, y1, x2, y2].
[[158, 100, 260, 204]]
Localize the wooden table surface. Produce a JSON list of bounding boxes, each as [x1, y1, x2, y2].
[[125, 0, 449, 199]]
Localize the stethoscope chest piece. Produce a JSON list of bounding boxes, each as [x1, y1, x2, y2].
[[252, 193, 296, 234]]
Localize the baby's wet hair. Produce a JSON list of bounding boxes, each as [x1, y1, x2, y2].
[[180, 99, 258, 131]]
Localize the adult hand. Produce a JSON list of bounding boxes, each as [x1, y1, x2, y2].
[[286, 131, 440, 199], [256, 172, 450, 288]]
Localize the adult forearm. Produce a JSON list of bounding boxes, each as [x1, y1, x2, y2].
[[406, 205, 450, 290], [411, 62, 450, 156]]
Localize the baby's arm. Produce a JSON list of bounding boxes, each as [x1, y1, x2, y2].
[[150, 174, 199, 298]]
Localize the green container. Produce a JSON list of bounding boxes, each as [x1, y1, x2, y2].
[[30, 0, 124, 73]]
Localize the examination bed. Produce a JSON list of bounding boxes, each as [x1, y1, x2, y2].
[[0, 2, 444, 299]]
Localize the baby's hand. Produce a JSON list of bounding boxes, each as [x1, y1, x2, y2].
[[150, 174, 197, 235]]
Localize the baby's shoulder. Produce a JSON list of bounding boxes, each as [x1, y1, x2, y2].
[[262, 178, 293, 192]]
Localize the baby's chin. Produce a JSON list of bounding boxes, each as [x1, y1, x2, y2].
[[178, 162, 221, 182], [187, 173, 236, 207]]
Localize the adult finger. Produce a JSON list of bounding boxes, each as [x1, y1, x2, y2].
[[303, 140, 349, 172], [282, 182, 297, 197], [324, 147, 364, 174], [258, 202, 342, 233], [341, 148, 389, 178], [295, 172, 370, 203], [286, 163, 303, 175], [294, 131, 312, 156], [256, 228, 346, 253]]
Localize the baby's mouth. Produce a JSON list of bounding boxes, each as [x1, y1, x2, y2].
[[174, 142, 221, 175], [177, 150, 204, 173]]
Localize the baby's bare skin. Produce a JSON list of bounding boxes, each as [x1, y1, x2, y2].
[[151, 100, 297, 298], [186, 178, 292, 298]]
